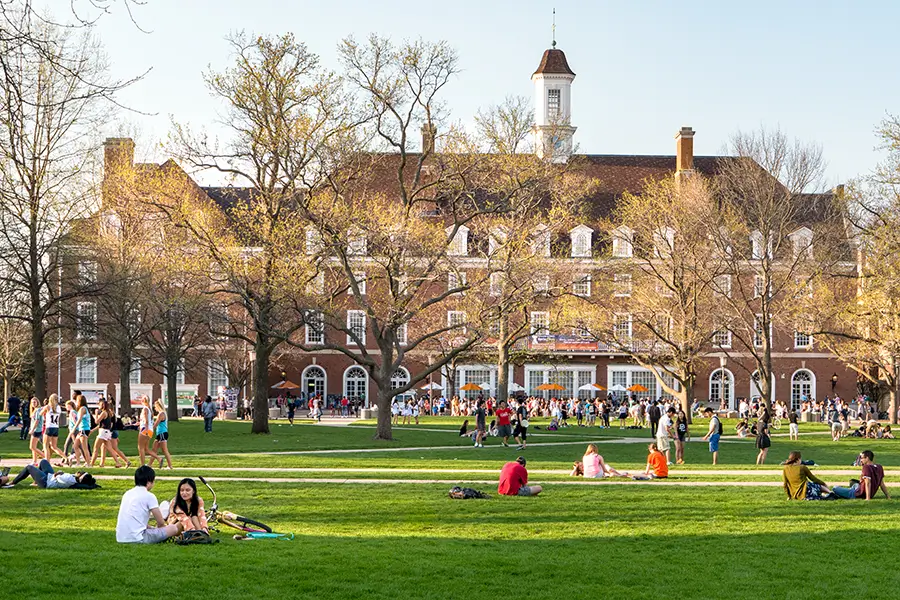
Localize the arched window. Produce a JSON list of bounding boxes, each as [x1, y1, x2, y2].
[[790, 369, 815, 409], [390, 367, 410, 390], [302, 366, 326, 399], [343, 366, 368, 407], [709, 368, 734, 409]]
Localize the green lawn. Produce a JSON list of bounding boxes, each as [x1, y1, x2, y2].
[[0, 480, 895, 600]]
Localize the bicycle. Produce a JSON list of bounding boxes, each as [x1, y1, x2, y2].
[[771, 416, 782, 430], [199, 476, 273, 534]]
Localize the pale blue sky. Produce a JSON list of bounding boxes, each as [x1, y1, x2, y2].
[[75, 0, 898, 186]]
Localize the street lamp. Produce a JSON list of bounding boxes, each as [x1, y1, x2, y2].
[[831, 373, 838, 393]]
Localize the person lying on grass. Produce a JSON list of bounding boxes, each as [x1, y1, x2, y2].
[[116, 465, 184, 544], [632, 443, 669, 480], [0, 459, 96, 489], [782, 451, 831, 500], [498, 456, 542, 497], [570, 444, 629, 478], [832, 450, 891, 501]]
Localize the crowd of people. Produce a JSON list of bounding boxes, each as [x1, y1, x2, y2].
[[2, 392, 175, 469]]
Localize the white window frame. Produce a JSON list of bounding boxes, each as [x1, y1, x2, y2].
[[547, 88, 560, 118], [76, 301, 97, 340], [611, 226, 634, 258], [572, 274, 591, 297], [447, 310, 467, 333], [713, 329, 732, 349], [307, 271, 324, 295], [75, 357, 98, 384], [207, 359, 229, 394], [347, 227, 367, 256], [530, 311, 550, 337], [789, 227, 813, 260], [794, 329, 812, 349], [613, 313, 633, 341], [533, 274, 550, 294], [347, 310, 366, 345], [129, 356, 141, 385], [349, 271, 366, 296], [396, 322, 408, 346], [305, 310, 325, 345], [78, 260, 97, 287], [447, 225, 469, 257], [753, 275, 766, 299], [448, 270, 466, 295], [715, 274, 732, 298], [305, 226, 322, 255], [489, 272, 503, 297], [613, 273, 632, 297], [570, 225, 592, 258], [653, 227, 675, 259], [753, 314, 772, 348]]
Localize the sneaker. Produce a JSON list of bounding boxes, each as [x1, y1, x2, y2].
[[516, 445, 525, 450], [0, 467, 9, 477], [473, 441, 479, 447], [503, 442, 509, 447]]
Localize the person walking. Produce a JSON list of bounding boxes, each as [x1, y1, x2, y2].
[[41, 394, 68, 463], [495, 400, 513, 447], [648, 401, 661, 438], [656, 406, 675, 465], [473, 399, 486, 448], [674, 408, 688, 465], [137, 396, 159, 467], [756, 401, 772, 465], [513, 398, 529, 450], [202, 395, 216, 433], [152, 400, 173, 470]]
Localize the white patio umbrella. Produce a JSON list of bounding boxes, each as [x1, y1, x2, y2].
[[420, 382, 444, 390], [609, 384, 628, 392], [508, 382, 526, 392]]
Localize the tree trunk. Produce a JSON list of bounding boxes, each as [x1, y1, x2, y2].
[[251, 341, 271, 434], [31, 320, 46, 399], [373, 359, 394, 440], [165, 355, 180, 422], [496, 340, 510, 407], [118, 355, 131, 417], [890, 378, 897, 426], [679, 379, 694, 425]]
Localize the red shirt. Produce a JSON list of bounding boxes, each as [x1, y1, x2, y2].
[[496, 407, 513, 426], [498, 462, 528, 495]]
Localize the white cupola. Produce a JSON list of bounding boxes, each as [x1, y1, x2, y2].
[[531, 43, 576, 163]]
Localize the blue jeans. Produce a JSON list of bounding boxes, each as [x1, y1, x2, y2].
[[204, 417, 213, 432], [12, 459, 52, 487], [832, 484, 859, 499]]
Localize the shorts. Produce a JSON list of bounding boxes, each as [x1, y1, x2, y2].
[[497, 424, 512, 438], [516, 486, 537, 497], [111, 430, 119, 439], [32, 430, 42, 439], [156, 432, 169, 442], [708, 434, 720, 452], [656, 436, 670, 452], [98, 429, 112, 441], [513, 425, 527, 440], [78, 429, 91, 437], [139, 524, 180, 544], [789, 423, 799, 435], [46, 427, 59, 437], [676, 432, 686, 442], [831, 422, 841, 431]]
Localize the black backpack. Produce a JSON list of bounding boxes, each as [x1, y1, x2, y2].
[[449, 486, 490, 500], [175, 530, 219, 545], [714, 416, 724, 435]]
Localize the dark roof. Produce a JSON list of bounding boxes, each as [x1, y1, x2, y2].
[[202, 186, 257, 212], [533, 48, 575, 77]]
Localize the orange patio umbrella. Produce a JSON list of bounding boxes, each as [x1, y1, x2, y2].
[[460, 383, 484, 391], [627, 384, 649, 392], [536, 383, 566, 391], [271, 380, 300, 389]]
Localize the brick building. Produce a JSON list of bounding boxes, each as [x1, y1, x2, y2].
[[46, 44, 859, 411]]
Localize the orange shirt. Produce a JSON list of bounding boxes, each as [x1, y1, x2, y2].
[[647, 450, 668, 478]]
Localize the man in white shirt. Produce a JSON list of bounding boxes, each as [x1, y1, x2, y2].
[[116, 466, 183, 543], [1, 459, 93, 488], [656, 407, 675, 465]]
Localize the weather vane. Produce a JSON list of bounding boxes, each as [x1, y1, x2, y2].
[[552, 8, 557, 48]]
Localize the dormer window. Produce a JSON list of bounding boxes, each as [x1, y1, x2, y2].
[[488, 226, 507, 256], [750, 230, 772, 260], [532, 224, 551, 257], [611, 226, 633, 258], [547, 89, 560, 118], [653, 227, 676, 259], [570, 225, 592, 258], [789, 227, 813, 260], [347, 227, 367, 256], [447, 225, 469, 257]]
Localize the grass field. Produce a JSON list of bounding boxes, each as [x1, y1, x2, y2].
[[0, 415, 896, 600]]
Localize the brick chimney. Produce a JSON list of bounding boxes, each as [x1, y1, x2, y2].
[[675, 127, 694, 172], [421, 123, 437, 154], [103, 138, 135, 207]]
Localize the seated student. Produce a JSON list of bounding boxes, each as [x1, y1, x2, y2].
[[575, 443, 629, 478], [498, 456, 542, 497], [1, 458, 95, 489], [735, 418, 751, 438], [881, 425, 895, 440], [458, 420, 470, 437], [833, 450, 890, 501], [782, 451, 831, 500], [547, 416, 559, 431], [165, 478, 208, 532], [632, 443, 669, 480], [116, 465, 184, 543]]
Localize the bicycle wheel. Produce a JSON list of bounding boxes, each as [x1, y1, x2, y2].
[[772, 417, 781, 430], [224, 514, 272, 533]]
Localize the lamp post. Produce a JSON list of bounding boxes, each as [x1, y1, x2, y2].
[[831, 373, 838, 393], [719, 355, 728, 410]]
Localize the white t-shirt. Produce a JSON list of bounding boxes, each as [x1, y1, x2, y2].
[[657, 414, 672, 439], [116, 486, 159, 543]]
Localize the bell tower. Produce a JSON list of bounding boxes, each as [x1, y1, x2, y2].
[[531, 27, 576, 163]]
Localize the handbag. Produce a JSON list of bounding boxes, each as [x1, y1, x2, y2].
[[520, 419, 530, 428]]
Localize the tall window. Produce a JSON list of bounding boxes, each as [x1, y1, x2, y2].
[[715, 275, 732, 298], [396, 322, 408, 346], [794, 329, 812, 349], [448, 270, 466, 295], [129, 357, 141, 385], [570, 227, 592, 257], [613, 314, 632, 342], [75, 357, 97, 384], [791, 370, 814, 408], [305, 226, 322, 255], [305, 310, 324, 345], [547, 89, 560, 118], [344, 366, 368, 404], [347, 227, 367, 255], [710, 369, 733, 408], [713, 329, 732, 349], [489, 272, 503, 297], [613, 273, 632, 297], [530, 311, 550, 337], [165, 360, 186, 386], [533, 274, 550, 294], [753, 315, 769, 348], [208, 360, 228, 394], [349, 272, 366, 296], [611, 227, 633, 258], [572, 274, 591, 297], [347, 310, 366, 345], [78, 261, 97, 287], [76, 302, 97, 340], [754, 275, 767, 299]]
